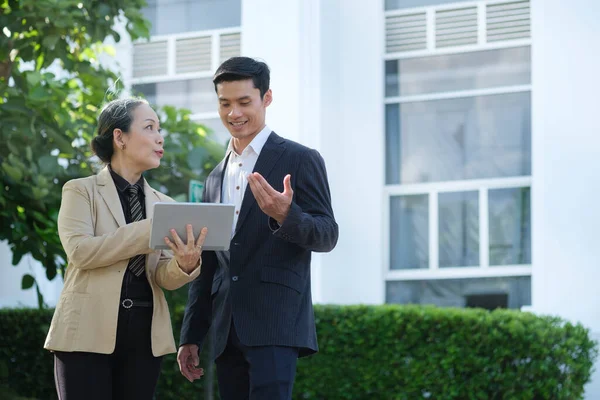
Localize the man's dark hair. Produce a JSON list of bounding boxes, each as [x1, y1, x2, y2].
[[91, 97, 148, 163], [213, 57, 270, 98]]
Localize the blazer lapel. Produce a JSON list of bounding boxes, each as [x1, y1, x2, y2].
[[234, 133, 285, 235], [144, 179, 162, 270], [97, 167, 126, 227], [143, 179, 162, 220]]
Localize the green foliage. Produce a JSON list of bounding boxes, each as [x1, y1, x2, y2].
[[0, 308, 54, 399], [0, 0, 224, 303], [0, 305, 597, 400], [296, 305, 599, 400]]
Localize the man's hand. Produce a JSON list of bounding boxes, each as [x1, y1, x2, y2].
[[177, 344, 204, 382], [247, 173, 293, 225]]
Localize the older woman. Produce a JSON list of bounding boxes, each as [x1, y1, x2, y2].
[[44, 98, 206, 399]]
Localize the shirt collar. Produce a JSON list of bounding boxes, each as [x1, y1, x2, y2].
[[108, 165, 145, 195], [226, 125, 272, 158]]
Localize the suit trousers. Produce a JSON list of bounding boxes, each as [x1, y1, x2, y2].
[[215, 322, 299, 400], [53, 273, 161, 400]]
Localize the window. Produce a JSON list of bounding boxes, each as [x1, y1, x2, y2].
[[130, 5, 242, 146], [385, 92, 531, 184], [384, 0, 532, 310], [143, 0, 241, 36], [133, 79, 216, 115], [386, 276, 531, 309]]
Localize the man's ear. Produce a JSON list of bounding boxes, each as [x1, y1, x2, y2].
[[263, 89, 273, 107]]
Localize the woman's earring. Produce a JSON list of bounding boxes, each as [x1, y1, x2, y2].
[[122, 143, 126, 150]]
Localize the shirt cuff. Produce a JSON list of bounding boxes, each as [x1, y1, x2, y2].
[[268, 217, 281, 232]]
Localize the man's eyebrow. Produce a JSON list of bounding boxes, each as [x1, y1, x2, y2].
[[219, 96, 252, 102]]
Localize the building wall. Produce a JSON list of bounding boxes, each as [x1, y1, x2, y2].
[[531, 0, 600, 397], [0, 241, 62, 308], [317, 0, 386, 304]]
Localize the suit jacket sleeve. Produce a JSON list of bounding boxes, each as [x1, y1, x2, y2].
[[273, 149, 338, 252], [58, 180, 154, 270], [179, 249, 218, 348], [180, 182, 218, 348]]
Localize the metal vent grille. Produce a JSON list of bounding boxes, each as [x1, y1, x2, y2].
[[175, 36, 212, 74], [487, 1, 530, 42], [132, 41, 168, 78], [385, 12, 427, 53], [220, 33, 241, 63], [435, 6, 478, 48]]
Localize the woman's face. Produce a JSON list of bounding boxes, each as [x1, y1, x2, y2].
[[115, 103, 164, 171]]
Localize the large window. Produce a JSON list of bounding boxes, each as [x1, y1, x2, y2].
[[130, 1, 242, 144], [384, 0, 531, 310]]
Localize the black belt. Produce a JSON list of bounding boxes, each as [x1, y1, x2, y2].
[[120, 298, 152, 309]]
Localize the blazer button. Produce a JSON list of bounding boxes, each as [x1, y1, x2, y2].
[[232, 276, 239, 282]]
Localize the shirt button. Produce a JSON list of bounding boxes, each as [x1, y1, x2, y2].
[[236, 186, 240, 190], [236, 210, 239, 215], [232, 276, 239, 282], [239, 163, 243, 167]]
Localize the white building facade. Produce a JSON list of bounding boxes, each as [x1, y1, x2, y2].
[[2, 0, 599, 396]]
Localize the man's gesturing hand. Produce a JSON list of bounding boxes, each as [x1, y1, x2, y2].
[[177, 344, 204, 382], [247, 173, 293, 225]]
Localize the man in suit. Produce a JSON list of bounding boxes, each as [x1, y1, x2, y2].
[[177, 57, 338, 399]]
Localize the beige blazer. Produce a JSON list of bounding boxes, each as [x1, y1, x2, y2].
[[44, 167, 200, 357]]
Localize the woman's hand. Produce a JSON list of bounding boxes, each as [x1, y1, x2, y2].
[[164, 225, 208, 273]]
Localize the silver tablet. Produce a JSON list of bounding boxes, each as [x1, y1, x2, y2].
[[149, 202, 235, 251]]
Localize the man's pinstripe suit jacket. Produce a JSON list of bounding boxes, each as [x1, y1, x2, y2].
[[180, 131, 338, 358]]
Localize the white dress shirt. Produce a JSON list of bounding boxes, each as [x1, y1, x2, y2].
[[222, 125, 272, 235]]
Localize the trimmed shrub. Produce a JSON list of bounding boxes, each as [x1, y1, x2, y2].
[[295, 305, 598, 399], [0, 305, 597, 400]]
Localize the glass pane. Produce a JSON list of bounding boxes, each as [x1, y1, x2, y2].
[[385, 92, 531, 184], [385, 104, 401, 184], [489, 187, 531, 265], [385, 47, 531, 97], [438, 191, 479, 267], [386, 0, 464, 11], [144, 0, 241, 36], [390, 195, 429, 270], [131, 83, 156, 105], [133, 78, 217, 115], [386, 276, 531, 309]]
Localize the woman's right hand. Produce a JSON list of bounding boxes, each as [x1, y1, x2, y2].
[[163, 225, 208, 273]]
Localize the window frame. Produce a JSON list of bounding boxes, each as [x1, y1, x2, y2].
[[383, 0, 532, 285], [129, 27, 242, 122]]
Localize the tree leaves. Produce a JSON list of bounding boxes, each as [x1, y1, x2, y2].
[[186, 147, 209, 170], [21, 274, 34, 290], [1, 0, 225, 307]]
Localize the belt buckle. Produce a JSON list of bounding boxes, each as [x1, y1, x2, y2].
[[122, 298, 134, 309]]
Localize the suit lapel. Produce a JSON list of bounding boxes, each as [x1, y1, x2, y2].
[[143, 179, 162, 271], [143, 179, 161, 220], [97, 167, 126, 227], [209, 154, 229, 204], [234, 133, 285, 235]]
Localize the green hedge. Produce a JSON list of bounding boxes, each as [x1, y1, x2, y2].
[[0, 305, 597, 399]]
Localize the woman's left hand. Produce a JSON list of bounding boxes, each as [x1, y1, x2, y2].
[[164, 225, 208, 273]]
